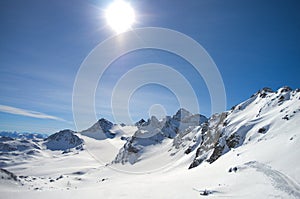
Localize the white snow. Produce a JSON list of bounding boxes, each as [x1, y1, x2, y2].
[[0, 87, 300, 198]]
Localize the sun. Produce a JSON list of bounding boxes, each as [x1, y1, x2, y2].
[[105, 0, 136, 34]]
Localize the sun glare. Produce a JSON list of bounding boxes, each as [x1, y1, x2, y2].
[[105, 0, 136, 34]]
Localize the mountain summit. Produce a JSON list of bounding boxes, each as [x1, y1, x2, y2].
[[80, 118, 115, 140], [44, 129, 83, 151]]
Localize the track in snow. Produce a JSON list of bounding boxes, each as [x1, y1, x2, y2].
[[244, 161, 300, 198]]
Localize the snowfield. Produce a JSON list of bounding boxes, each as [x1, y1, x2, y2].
[[0, 86, 300, 198]]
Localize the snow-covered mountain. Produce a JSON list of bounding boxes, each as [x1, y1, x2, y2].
[[0, 86, 299, 199], [113, 108, 207, 165], [44, 129, 83, 151], [189, 86, 300, 168], [80, 118, 116, 140]]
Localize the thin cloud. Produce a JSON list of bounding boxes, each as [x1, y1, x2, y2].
[[0, 104, 67, 122]]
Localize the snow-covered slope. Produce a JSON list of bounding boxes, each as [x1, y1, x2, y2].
[[0, 130, 84, 167], [0, 136, 43, 167], [0, 86, 299, 199], [189, 86, 300, 169]]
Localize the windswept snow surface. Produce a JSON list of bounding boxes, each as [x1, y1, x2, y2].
[[0, 87, 300, 199]]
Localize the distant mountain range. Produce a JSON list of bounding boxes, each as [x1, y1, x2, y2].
[[0, 131, 48, 139], [0, 86, 300, 198]]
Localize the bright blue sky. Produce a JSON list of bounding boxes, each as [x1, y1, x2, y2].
[[0, 0, 299, 134]]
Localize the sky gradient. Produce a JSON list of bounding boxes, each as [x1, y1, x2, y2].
[[0, 0, 300, 133]]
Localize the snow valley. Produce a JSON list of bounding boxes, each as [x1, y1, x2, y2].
[[0, 86, 300, 198]]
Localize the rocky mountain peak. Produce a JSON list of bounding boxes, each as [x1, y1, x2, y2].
[[252, 87, 274, 98], [173, 108, 193, 121], [44, 129, 83, 151], [278, 86, 292, 93], [135, 119, 146, 126], [80, 118, 115, 140], [97, 118, 113, 132]]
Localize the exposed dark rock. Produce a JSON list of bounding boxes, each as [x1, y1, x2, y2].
[[188, 157, 206, 169], [251, 87, 274, 98], [184, 147, 192, 154], [258, 127, 267, 134], [279, 86, 292, 93], [282, 115, 289, 120], [200, 189, 212, 196], [0, 168, 19, 181], [228, 167, 238, 173], [278, 95, 285, 103], [226, 133, 241, 149], [207, 144, 224, 164]]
